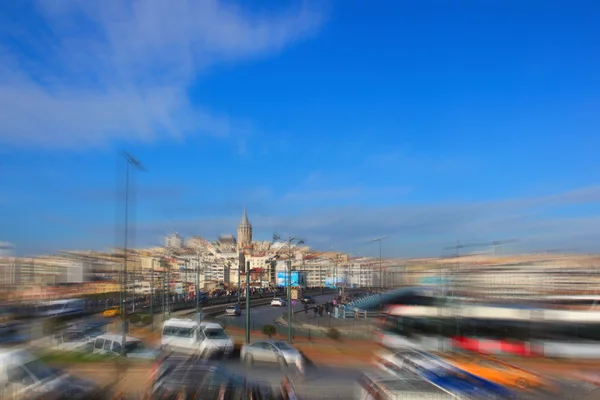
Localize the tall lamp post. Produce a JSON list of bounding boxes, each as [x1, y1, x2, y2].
[[273, 234, 304, 344], [120, 151, 145, 356], [150, 258, 155, 330], [370, 236, 389, 291], [195, 251, 202, 322]]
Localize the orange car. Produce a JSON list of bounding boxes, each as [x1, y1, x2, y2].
[[443, 354, 551, 390]]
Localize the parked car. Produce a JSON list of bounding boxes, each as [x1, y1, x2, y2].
[[52, 328, 95, 352], [0, 348, 103, 399], [377, 349, 515, 399], [92, 334, 157, 360], [241, 340, 304, 370], [301, 296, 315, 304], [443, 353, 554, 391], [0, 322, 29, 345], [225, 305, 241, 316], [271, 298, 286, 307], [145, 355, 275, 399]]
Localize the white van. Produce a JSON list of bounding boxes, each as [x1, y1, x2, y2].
[[92, 334, 156, 359], [161, 318, 201, 353], [197, 322, 234, 357]]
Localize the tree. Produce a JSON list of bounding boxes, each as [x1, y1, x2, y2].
[[262, 324, 277, 338], [326, 328, 341, 341]]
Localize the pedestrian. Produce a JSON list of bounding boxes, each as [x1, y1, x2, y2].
[[313, 305, 318, 317], [304, 303, 308, 315]]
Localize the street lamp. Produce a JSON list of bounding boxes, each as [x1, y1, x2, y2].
[[195, 251, 203, 322], [273, 234, 304, 344], [120, 151, 145, 356], [370, 236, 389, 291]]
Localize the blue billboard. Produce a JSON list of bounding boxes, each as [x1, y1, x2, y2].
[[277, 271, 305, 287]]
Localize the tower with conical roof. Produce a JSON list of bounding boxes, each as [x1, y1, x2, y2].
[[237, 206, 253, 252]]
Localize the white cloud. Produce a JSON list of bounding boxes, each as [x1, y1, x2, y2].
[[119, 184, 600, 257], [0, 0, 324, 148]]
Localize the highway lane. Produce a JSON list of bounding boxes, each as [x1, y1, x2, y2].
[[59, 353, 599, 400], [213, 293, 339, 329]]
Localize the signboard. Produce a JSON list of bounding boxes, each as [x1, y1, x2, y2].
[[325, 277, 345, 288], [277, 271, 301, 286], [420, 276, 447, 285]]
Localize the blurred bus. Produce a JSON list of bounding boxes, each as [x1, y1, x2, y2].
[[35, 299, 85, 318], [377, 301, 600, 356]]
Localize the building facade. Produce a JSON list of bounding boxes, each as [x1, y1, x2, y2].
[[164, 232, 183, 249]]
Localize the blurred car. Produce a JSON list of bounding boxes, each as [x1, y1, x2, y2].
[[102, 306, 120, 318], [375, 349, 515, 399], [144, 354, 276, 399], [225, 305, 241, 316], [0, 322, 29, 345], [52, 328, 94, 352], [92, 334, 158, 360], [301, 296, 315, 304], [444, 353, 551, 390], [0, 348, 103, 399], [356, 370, 455, 399], [241, 340, 303, 370], [271, 298, 286, 307], [197, 322, 234, 358]]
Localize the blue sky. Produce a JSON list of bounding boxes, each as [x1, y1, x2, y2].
[[1, 0, 600, 257]]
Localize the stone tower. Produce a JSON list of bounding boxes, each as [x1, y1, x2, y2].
[[237, 206, 252, 252]]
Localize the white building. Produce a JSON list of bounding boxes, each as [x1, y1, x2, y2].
[[164, 233, 184, 249], [0, 242, 16, 285]]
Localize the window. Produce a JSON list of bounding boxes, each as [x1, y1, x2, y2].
[[112, 341, 121, 353], [124, 341, 147, 354], [7, 365, 34, 385], [103, 339, 112, 350], [274, 341, 293, 350], [94, 338, 104, 349], [204, 329, 228, 339], [23, 360, 56, 382], [163, 326, 195, 338]]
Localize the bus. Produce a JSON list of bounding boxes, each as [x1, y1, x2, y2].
[[35, 299, 85, 318], [377, 301, 600, 357]]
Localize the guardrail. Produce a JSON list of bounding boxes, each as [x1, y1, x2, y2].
[[26, 288, 338, 322]]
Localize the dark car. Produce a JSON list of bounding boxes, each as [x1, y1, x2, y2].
[[301, 296, 315, 304], [145, 355, 277, 399]]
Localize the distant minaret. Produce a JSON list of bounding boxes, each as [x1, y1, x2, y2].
[[237, 206, 252, 252]]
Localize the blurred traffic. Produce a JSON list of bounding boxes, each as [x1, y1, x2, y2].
[[2, 248, 600, 398]]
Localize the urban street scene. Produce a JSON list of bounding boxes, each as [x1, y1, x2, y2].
[[2, 1, 600, 399]]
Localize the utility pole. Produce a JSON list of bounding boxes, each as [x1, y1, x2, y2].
[[237, 258, 241, 305], [245, 261, 251, 344], [120, 151, 145, 356], [162, 257, 166, 321], [196, 251, 202, 323], [150, 258, 154, 330], [273, 234, 304, 344], [320, 262, 323, 295], [369, 236, 389, 291]]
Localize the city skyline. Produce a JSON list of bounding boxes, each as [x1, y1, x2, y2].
[[2, 2, 600, 257]]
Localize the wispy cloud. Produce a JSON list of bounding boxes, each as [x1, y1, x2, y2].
[[0, 0, 324, 148], [116, 184, 600, 257]]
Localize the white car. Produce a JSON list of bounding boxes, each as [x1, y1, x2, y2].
[[271, 298, 286, 307], [241, 340, 304, 372], [197, 322, 234, 358]]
